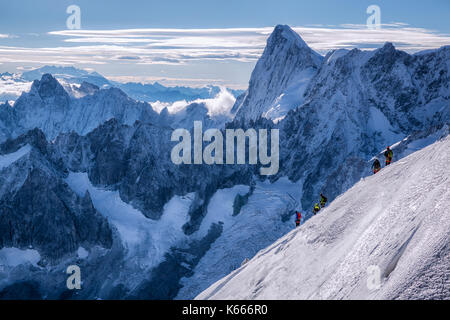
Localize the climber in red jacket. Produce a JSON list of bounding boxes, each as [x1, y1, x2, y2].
[[295, 211, 302, 227]]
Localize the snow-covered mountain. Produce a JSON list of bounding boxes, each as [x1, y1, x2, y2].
[[0, 24, 448, 300], [252, 26, 450, 210], [0, 73, 236, 142], [119, 81, 243, 103], [197, 134, 450, 300], [0, 117, 447, 300], [232, 24, 323, 122], [21, 66, 110, 88], [186, 27, 448, 298], [0, 119, 259, 299], [0, 74, 158, 142]]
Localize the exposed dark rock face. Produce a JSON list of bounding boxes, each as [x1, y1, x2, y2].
[[49, 119, 255, 221], [0, 281, 42, 300], [0, 128, 49, 156], [0, 129, 113, 262], [0, 163, 112, 260], [233, 186, 253, 216]]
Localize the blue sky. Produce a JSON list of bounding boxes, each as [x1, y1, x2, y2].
[[0, 0, 449, 88]]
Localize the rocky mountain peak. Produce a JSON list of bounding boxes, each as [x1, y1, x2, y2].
[[78, 81, 100, 95], [232, 25, 323, 121], [380, 42, 395, 52], [30, 73, 68, 100], [267, 24, 309, 49]]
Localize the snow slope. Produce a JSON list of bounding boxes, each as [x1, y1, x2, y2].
[[176, 177, 302, 299], [0, 248, 40, 268], [197, 134, 450, 300], [0, 144, 31, 170]]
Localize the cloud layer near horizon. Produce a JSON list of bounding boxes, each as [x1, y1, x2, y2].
[[0, 24, 448, 87]]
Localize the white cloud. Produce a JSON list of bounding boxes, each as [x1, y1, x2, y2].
[[151, 87, 236, 117], [291, 23, 450, 52], [0, 77, 32, 98], [203, 87, 236, 116], [16, 66, 36, 71], [0, 24, 446, 66], [0, 24, 448, 87], [0, 34, 18, 39], [2, 25, 443, 67], [46, 24, 450, 54], [108, 75, 234, 87]]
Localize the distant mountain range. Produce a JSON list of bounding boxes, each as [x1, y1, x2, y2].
[[0, 72, 236, 143], [0, 66, 244, 103]]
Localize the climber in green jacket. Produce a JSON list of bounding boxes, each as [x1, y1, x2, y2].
[[320, 193, 327, 208], [313, 203, 320, 215]]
